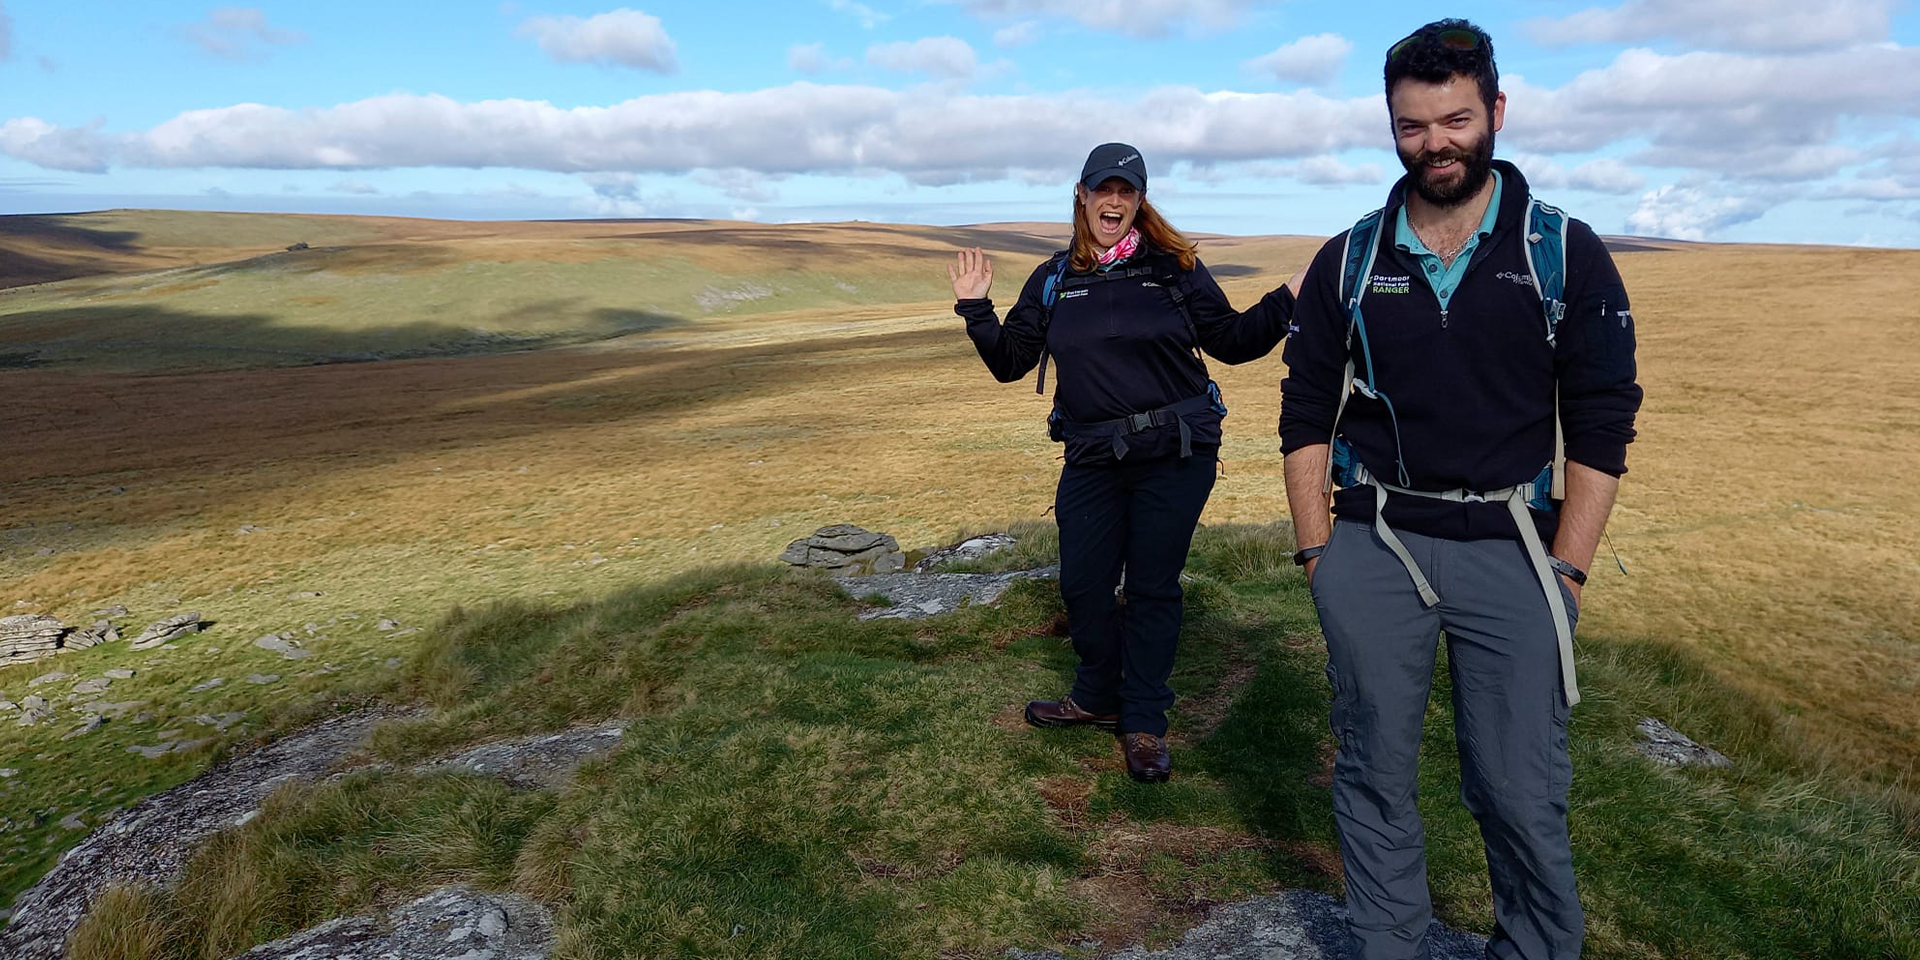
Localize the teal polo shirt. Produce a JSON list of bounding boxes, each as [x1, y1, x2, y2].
[[1394, 169, 1502, 311]]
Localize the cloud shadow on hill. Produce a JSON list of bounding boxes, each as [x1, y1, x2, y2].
[[0, 303, 692, 372], [0, 216, 148, 288]]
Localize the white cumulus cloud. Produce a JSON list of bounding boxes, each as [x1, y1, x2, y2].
[[1509, 154, 1646, 195], [948, 0, 1269, 39], [866, 37, 978, 79], [184, 7, 306, 60], [518, 8, 677, 73], [788, 43, 837, 74], [992, 21, 1041, 47], [1528, 0, 1897, 53], [828, 0, 890, 29], [1625, 181, 1780, 240], [1246, 33, 1352, 86], [0, 85, 1382, 186]]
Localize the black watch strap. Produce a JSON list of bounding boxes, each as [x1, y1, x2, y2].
[[1292, 544, 1326, 567], [1548, 556, 1588, 585]]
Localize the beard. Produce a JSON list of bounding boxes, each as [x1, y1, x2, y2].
[[1399, 126, 1495, 208]]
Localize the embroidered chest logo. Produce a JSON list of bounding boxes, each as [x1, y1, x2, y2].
[[1495, 270, 1534, 287], [1369, 274, 1411, 295], [1059, 289, 1090, 300]]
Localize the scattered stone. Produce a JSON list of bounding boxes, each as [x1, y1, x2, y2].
[[187, 678, 224, 693], [1, 707, 408, 959], [61, 715, 103, 740], [130, 612, 202, 650], [911, 532, 1019, 572], [0, 699, 15, 712], [23, 694, 49, 712], [777, 524, 907, 577], [71, 679, 110, 696], [1636, 718, 1733, 768], [245, 674, 280, 685], [383, 657, 403, 669], [127, 744, 174, 759], [27, 671, 71, 687], [4, 614, 69, 668], [190, 712, 247, 731], [58, 813, 85, 831], [413, 721, 628, 790], [252, 633, 312, 660], [61, 621, 113, 650], [0, 768, 16, 778], [287, 591, 323, 600], [91, 701, 144, 719], [228, 885, 553, 960], [104, 669, 135, 680], [90, 605, 129, 619], [842, 566, 1062, 621], [375, 619, 400, 631], [1010, 889, 1486, 960], [236, 525, 262, 535]]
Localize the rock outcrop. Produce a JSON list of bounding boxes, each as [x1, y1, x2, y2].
[[911, 533, 1017, 572], [231, 885, 552, 960], [1, 615, 66, 664], [130, 612, 202, 650], [1011, 889, 1486, 960], [0, 708, 406, 960], [842, 567, 1061, 621], [778, 524, 906, 576], [1635, 718, 1733, 768]]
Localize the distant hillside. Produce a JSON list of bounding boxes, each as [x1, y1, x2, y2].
[[0, 210, 1314, 374]]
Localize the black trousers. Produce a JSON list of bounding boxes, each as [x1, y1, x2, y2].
[[1055, 451, 1216, 736]]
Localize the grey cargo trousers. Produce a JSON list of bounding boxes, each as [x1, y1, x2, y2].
[[1310, 520, 1583, 960]]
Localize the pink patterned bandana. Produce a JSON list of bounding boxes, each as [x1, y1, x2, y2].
[[1096, 227, 1142, 268]]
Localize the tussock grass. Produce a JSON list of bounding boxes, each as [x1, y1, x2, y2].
[[67, 772, 554, 960], [57, 529, 1920, 958]]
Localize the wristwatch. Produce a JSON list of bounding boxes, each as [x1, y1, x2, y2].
[[1292, 544, 1326, 567], [1547, 556, 1587, 585]]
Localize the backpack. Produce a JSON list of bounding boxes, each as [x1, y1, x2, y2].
[[1031, 249, 1227, 458], [1323, 196, 1568, 508], [1321, 194, 1584, 706]]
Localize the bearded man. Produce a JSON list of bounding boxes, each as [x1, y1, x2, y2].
[[1278, 19, 1643, 960]]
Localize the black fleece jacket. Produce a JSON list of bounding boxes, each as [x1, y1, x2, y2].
[[959, 247, 1294, 466], [1279, 161, 1642, 544]]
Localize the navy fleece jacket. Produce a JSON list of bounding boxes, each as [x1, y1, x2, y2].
[[1279, 161, 1642, 544], [960, 247, 1294, 466]]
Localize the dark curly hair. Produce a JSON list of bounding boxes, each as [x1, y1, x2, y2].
[[1383, 19, 1498, 115]]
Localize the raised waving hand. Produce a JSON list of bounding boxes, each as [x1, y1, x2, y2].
[[949, 247, 993, 301]]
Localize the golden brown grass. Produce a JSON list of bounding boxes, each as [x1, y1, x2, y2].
[[1, 212, 1915, 812]]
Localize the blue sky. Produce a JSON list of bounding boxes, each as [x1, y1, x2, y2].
[[3, 0, 1919, 245]]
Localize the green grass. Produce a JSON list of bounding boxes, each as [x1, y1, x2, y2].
[[40, 524, 1920, 959]]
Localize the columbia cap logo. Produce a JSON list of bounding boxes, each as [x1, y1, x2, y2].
[[1118, 154, 1138, 166]]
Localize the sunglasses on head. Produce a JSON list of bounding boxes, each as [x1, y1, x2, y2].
[[1388, 27, 1482, 62]]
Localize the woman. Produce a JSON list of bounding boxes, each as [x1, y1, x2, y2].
[[948, 142, 1301, 782]]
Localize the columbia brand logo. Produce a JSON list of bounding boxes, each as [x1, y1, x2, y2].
[[1496, 270, 1534, 287], [1141, 280, 1161, 287], [1369, 274, 1411, 295], [1118, 154, 1138, 166]]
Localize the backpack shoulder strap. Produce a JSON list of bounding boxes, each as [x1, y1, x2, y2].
[[1524, 198, 1569, 346], [1324, 208, 1389, 493], [1035, 250, 1072, 395], [1524, 196, 1570, 499]]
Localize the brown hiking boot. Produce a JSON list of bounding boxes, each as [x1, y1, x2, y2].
[[1024, 695, 1119, 730], [1121, 732, 1170, 782]]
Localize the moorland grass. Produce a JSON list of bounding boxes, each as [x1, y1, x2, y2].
[[64, 526, 1920, 959]]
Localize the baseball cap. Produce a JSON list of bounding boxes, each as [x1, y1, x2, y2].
[[1080, 142, 1147, 192]]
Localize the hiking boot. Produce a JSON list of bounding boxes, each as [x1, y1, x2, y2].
[[1121, 732, 1170, 783], [1024, 695, 1119, 730]]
